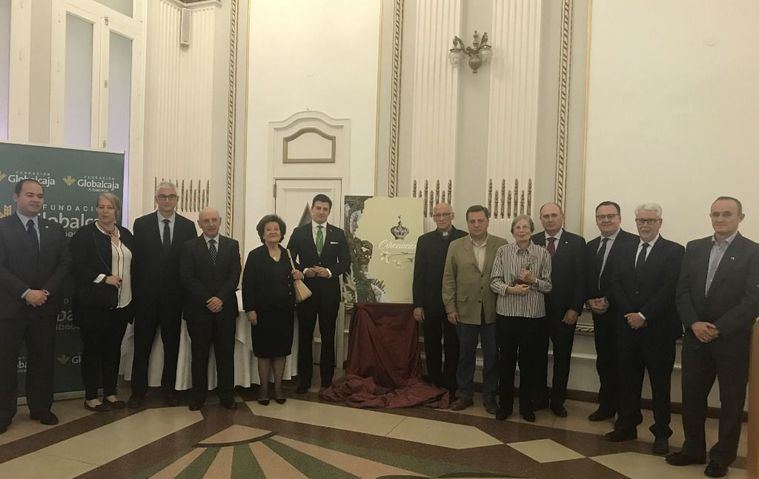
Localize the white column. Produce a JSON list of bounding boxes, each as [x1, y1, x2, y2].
[[409, 0, 461, 219], [486, 0, 543, 223], [7, 0, 31, 142]]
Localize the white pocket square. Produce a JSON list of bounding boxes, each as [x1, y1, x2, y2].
[[330, 241, 339, 245]]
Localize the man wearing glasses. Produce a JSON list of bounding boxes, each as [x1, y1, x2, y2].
[[604, 203, 683, 456], [128, 182, 197, 408], [413, 203, 466, 399], [585, 201, 637, 421]]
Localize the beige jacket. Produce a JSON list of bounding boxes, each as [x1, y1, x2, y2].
[[442, 234, 508, 325]]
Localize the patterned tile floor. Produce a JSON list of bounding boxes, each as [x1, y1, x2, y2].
[[0, 383, 748, 479]]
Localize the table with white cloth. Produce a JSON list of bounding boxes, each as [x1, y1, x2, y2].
[[119, 311, 298, 389]]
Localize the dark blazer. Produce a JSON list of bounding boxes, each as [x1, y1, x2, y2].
[[610, 236, 685, 340], [286, 222, 351, 302], [413, 227, 467, 318], [132, 211, 197, 309], [0, 214, 71, 319], [586, 229, 639, 301], [179, 235, 241, 319], [533, 229, 586, 316], [69, 222, 136, 318], [242, 244, 295, 313], [676, 233, 759, 341]]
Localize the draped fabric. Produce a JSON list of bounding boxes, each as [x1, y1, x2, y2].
[[320, 303, 448, 408]]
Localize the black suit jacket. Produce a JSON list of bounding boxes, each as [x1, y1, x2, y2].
[[610, 236, 685, 340], [586, 229, 639, 301], [286, 222, 351, 303], [533, 229, 586, 317], [132, 211, 197, 310], [413, 227, 467, 318], [179, 235, 241, 320], [676, 233, 759, 342], [0, 214, 71, 319], [241, 245, 295, 313], [69, 222, 136, 319]]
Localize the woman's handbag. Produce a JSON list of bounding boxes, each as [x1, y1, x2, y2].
[[288, 251, 312, 303]]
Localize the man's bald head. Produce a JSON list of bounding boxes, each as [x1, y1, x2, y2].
[[432, 202, 454, 231], [539, 202, 564, 236], [198, 207, 221, 237]]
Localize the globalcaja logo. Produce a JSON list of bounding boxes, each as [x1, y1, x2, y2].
[[63, 175, 77, 186], [74, 174, 121, 192], [0, 170, 7, 182], [7, 171, 56, 187], [0, 205, 11, 219]]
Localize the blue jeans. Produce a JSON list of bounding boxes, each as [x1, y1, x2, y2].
[[456, 318, 497, 399]]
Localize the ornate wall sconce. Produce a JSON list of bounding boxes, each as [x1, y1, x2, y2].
[[449, 31, 492, 73]]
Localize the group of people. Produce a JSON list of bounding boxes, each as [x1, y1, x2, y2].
[[0, 180, 350, 431], [414, 197, 757, 478]]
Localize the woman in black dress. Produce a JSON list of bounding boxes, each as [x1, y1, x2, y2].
[[242, 214, 303, 405]]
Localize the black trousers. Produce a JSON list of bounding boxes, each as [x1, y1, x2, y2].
[[496, 315, 545, 414], [130, 297, 182, 396], [185, 312, 236, 404], [79, 306, 130, 400], [592, 309, 619, 413], [296, 292, 339, 388], [422, 313, 459, 393], [614, 330, 676, 438], [681, 332, 750, 466], [0, 310, 55, 424], [536, 311, 576, 408]]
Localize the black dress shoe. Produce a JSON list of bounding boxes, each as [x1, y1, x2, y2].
[[665, 452, 706, 466], [521, 411, 536, 422], [257, 399, 270, 406], [495, 407, 512, 421], [550, 405, 568, 418], [0, 422, 9, 434], [275, 397, 287, 404], [84, 401, 109, 412], [652, 436, 669, 455], [127, 395, 145, 409], [704, 461, 728, 478], [604, 429, 637, 442], [188, 402, 203, 411], [483, 397, 498, 415], [588, 408, 615, 421], [221, 400, 238, 410], [104, 398, 126, 409], [295, 384, 309, 394], [30, 411, 59, 425]]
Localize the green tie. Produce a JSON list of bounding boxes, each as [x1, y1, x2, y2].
[[316, 225, 324, 255]]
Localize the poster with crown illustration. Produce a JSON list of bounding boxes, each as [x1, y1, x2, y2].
[[343, 196, 423, 303]]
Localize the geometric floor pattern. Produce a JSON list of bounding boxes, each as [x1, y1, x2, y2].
[[0, 383, 748, 479]]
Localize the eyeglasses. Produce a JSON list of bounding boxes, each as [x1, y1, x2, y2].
[[634, 218, 660, 225], [432, 213, 452, 219], [595, 214, 618, 221], [156, 194, 178, 201]]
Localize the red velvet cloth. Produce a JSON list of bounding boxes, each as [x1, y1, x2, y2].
[[320, 303, 449, 408]]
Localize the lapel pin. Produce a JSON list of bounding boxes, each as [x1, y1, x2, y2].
[[730, 256, 735, 260]]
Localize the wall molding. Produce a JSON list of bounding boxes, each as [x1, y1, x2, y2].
[[387, 0, 405, 197], [224, 0, 239, 236], [554, 0, 573, 208]]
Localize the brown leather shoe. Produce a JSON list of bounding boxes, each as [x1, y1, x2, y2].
[[449, 397, 474, 411]]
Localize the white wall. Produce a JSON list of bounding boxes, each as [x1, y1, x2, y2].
[[245, 0, 381, 252], [583, 0, 759, 244]]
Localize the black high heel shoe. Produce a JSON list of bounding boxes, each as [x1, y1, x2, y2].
[[84, 400, 109, 412]]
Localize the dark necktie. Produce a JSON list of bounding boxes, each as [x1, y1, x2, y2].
[[27, 219, 39, 251], [162, 219, 171, 251], [208, 239, 217, 264], [316, 225, 324, 255], [547, 237, 556, 257], [596, 237, 609, 284], [635, 242, 649, 279]]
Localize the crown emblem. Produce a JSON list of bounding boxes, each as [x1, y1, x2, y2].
[[390, 216, 409, 240], [57, 354, 70, 365], [0, 171, 6, 182], [63, 175, 76, 186]]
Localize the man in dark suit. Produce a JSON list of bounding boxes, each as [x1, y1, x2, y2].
[[413, 202, 466, 397], [585, 200, 638, 421], [0, 179, 71, 432], [532, 202, 585, 417], [604, 203, 684, 456], [129, 181, 197, 408], [179, 207, 241, 411], [287, 194, 351, 392], [666, 196, 759, 478]]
